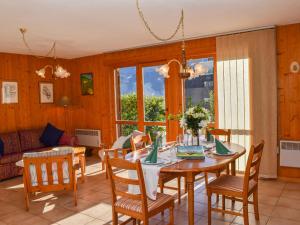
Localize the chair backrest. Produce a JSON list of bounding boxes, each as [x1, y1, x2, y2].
[[23, 147, 75, 193], [130, 133, 152, 151], [243, 140, 264, 192], [208, 129, 231, 142], [106, 156, 148, 215]]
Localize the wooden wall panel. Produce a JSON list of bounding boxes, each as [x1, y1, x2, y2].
[[0, 53, 73, 133], [277, 23, 300, 177], [70, 37, 216, 146]]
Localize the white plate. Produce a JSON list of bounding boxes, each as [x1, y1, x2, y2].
[[141, 157, 170, 165], [212, 150, 236, 156]]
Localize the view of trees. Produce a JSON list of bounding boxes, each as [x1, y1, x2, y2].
[[120, 93, 165, 140]]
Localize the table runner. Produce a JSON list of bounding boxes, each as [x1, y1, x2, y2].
[[127, 149, 180, 200]]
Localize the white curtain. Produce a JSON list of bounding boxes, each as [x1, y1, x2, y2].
[[216, 29, 277, 178]]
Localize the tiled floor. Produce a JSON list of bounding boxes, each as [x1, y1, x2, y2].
[[1, 156, 300, 225]]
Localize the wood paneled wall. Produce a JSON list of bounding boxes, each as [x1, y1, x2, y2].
[[277, 24, 300, 177], [70, 37, 216, 146], [0, 53, 73, 133]]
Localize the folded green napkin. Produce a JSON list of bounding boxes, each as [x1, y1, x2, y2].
[[215, 139, 230, 155], [144, 144, 158, 163]]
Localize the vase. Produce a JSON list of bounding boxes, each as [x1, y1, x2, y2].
[[192, 134, 200, 146]]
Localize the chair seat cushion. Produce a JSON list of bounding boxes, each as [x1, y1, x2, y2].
[[207, 175, 257, 193], [115, 193, 173, 213]]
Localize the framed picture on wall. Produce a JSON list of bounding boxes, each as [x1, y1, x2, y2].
[[2, 81, 18, 104], [39, 82, 54, 103], [80, 73, 94, 95]]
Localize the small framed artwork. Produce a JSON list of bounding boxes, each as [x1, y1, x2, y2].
[[39, 82, 54, 103], [80, 73, 94, 95], [2, 81, 18, 104]]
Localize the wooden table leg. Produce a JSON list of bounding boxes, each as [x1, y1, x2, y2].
[[186, 173, 195, 225], [231, 160, 236, 176]]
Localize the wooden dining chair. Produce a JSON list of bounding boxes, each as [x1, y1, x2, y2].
[[106, 156, 175, 225], [206, 140, 264, 225], [130, 133, 183, 204], [130, 133, 152, 151], [208, 128, 231, 175]]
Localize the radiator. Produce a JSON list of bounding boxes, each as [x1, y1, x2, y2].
[[280, 140, 300, 168], [75, 129, 101, 147]]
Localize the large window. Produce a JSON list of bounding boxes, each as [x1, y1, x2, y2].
[[185, 57, 215, 120], [115, 64, 166, 141]]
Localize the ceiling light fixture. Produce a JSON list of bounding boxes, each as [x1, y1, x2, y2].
[[19, 28, 70, 79], [136, 0, 207, 79]]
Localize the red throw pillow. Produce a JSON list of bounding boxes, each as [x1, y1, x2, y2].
[[59, 134, 79, 146]]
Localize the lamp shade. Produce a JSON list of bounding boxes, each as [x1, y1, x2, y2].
[[59, 96, 71, 107]]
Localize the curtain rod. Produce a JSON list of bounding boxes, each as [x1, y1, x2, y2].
[[103, 25, 275, 54]]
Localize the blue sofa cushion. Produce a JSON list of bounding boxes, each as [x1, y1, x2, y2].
[[40, 123, 64, 147], [0, 138, 3, 156]]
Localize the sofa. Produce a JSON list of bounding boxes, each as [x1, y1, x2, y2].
[[0, 128, 78, 181]]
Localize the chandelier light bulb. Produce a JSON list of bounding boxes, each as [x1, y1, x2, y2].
[[156, 64, 170, 78], [36, 68, 46, 78], [54, 65, 70, 78]]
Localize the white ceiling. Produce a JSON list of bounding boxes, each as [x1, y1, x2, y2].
[[1, 0, 300, 59]]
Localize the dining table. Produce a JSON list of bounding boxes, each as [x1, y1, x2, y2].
[[126, 142, 246, 225]]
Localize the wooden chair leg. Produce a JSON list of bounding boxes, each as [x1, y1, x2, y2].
[[215, 171, 221, 202], [74, 177, 78, 206], [177, 176, 181, 204], [133, 219, 136, 225], [112, 211, 118, 225], [160, 181, 165, 216], [169, 205, 174, 225], [226, 165, 230, 175], [207, 191, 212, 225], [222, 195, 225, 215], [243, 199, 249, 225], [184, 177, 187, 193], [253, 189, 259, 220], [24, 191, 30, 211], [204, 173, 208, 188], [80, 155, 85, 182]]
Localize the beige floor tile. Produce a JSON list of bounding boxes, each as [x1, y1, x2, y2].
[[1, 156, 300, 225], [20, 215, 52, 225], [271, 206, 300, 221], [85, 219, 107, 225], [248, 203, 275, 217], [0, 210, 36, 225], [56, 213, 94, 225], [232, 212, 269, 225], [281, 189, 300, 200], [40, 205, 76, 222], [267, 217, 300, 225], [284, 182, 300, 191], [81, 202, 112, 219], [277, 196, 300, 211]]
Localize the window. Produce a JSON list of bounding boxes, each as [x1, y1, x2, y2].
[[115, 64, 166, 141], [143, 65, 166, 122], [115, 67, 137, 121], [185, 57, 215, 120]]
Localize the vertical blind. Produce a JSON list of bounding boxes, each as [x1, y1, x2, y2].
[[216, 29, 277, 177], [217, 35, 251, 171]]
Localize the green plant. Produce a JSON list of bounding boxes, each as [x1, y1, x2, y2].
[[120, 93, 165, 137]]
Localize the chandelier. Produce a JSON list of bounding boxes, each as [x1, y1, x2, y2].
[[19, 28, 70, 79], [136, 0, 208, 79]]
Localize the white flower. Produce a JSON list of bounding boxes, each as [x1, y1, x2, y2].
[[179, 117, 187, 128], [199, 120, 208, 128]]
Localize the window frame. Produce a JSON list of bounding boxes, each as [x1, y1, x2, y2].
[[114, 61, 168, 138]]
